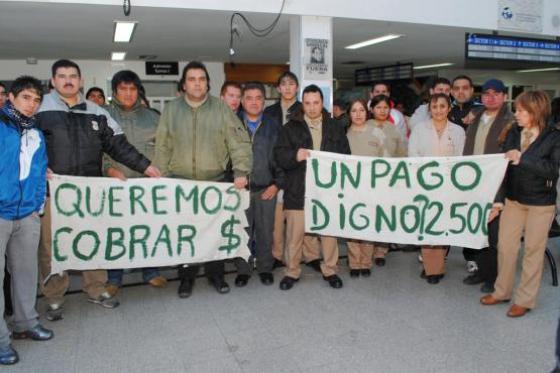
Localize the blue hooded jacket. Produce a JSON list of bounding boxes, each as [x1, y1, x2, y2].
[[0, 106, 47, 220]]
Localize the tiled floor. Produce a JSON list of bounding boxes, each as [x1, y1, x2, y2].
[[6, 246, 560, 373]]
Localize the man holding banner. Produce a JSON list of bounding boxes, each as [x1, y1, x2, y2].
[[232, 82, 284, 287], [154, 61, 252, 298], [274, 84, 351, 290], [104, 70, 168, 295], [37, 60, 161, 321]]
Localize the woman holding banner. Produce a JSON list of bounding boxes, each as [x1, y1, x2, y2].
[[408, 93, 465, 284], [345, 97, 407, 277], [481, 90, 560, 317]]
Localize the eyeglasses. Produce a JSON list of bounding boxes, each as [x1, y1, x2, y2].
[[0, 92, 6, 97]]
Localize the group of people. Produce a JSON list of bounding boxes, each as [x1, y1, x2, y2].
[[0, 59, 558, 366]]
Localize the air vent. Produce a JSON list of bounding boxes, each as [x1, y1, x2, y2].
[[139, 55, 157, 60]]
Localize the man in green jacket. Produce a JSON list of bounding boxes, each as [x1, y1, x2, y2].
[[154, 61, 252, 298], [104, 70, 168, 296]]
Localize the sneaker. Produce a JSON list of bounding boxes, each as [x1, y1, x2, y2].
[[88, 292, 120, 309], [466, 261, 478, 273], [46, 303, 63, 322], [148, 276, 168, 288], [417, 253, 423, 263]]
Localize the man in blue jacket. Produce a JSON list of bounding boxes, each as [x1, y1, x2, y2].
[[233, 82, 284, 287], [0, 76, 54, 365]]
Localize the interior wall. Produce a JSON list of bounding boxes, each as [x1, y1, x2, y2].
[[0, 59, 226, 98]]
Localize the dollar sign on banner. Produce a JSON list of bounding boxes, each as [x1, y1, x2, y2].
[[219, 215, 241, 255]]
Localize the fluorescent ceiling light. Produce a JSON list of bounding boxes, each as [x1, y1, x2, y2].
[[517, 67, 560, 73], [413, 62, 454, 70], [111, 52, 126, 61], [345, 34, 403, 50], [113, 21, 137, 43]]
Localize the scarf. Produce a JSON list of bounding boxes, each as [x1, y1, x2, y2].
[[1, 101, 36, 131]]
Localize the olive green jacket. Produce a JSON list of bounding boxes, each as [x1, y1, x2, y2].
[[105, 98, 159, 178], [154, 95, 252, 181]]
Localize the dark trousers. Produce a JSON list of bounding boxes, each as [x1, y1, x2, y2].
[[178, 260, 224, 282], [475, 217, 500, 283], [235, 190, 276, 275], [462, 247, 479, 262]]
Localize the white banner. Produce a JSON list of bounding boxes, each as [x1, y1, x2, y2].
[[49, 175, 250, 274], [305, 151, 508, 249]]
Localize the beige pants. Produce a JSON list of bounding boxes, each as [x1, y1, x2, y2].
[[421, 246, 447, 276], [39, 198, 108, 305], [492, 199, 555, 309], [284, 210, 338, 278], [272, 202, 320, 263], [347, 241, 388, 269]]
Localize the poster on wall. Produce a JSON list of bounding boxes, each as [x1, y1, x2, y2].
[[304, 38, 330, 80], [498, 0, 543, 33]]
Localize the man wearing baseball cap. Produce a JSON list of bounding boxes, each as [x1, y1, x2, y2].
[[462, 78, 514, 293]]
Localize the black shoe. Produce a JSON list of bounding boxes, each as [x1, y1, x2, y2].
[[178, 279, 194, 298], [480, 282, 495, 293], [427, 275, 440, 284], [374, 258, 386, 267], [12, 324, 53, 341], [259, 272, 274, 285], [279, 276, 299, 290], [234, 274, 250, 287], [306, 259, 322, 273], [350, 269, 360, 278], [0, 345, 18, 365], [420, 270, 427, 279], [360, 269, 371, 277], [272, 259, 285, 269], [463, 274, 484, 285], [323, 274, 343, 289], [209, 277, 230, 294]]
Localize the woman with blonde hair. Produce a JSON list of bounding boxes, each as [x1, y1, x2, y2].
[[481, 90, 560, 317], [345, 96, 406, 277]]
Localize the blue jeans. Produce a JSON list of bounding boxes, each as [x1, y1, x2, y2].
[[107, 267, 160, 287]]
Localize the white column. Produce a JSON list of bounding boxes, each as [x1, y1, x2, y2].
[[289, 15, 333, 112]]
